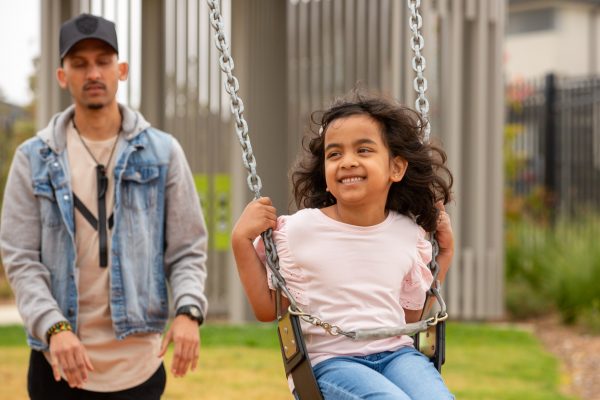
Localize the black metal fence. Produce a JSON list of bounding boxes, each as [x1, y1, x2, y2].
[[506, 74, 600, 226]]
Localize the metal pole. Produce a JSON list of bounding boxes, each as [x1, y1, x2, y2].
[[544, 73, 557, 225]]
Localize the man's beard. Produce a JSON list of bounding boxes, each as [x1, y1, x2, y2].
[[87, 103, 104, 110]]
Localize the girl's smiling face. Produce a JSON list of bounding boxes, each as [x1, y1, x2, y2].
[[323, 114, 407, 212]]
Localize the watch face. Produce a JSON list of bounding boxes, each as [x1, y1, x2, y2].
[[189, 306, 201, 318], [177, 305, 203, 324]]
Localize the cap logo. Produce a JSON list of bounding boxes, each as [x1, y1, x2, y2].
[[75, 16, 98, 35]]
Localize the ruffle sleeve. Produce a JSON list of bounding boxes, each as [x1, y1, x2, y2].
[[254, 215, 309, 305], [399, 227, 434, 310]]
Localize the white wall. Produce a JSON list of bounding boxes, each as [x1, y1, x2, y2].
[[505, 2, 599, 81], [557, 6, 593, 76], [505, 31, 559, 81]]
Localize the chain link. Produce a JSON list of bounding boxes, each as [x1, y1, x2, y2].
[[289, 306, 356, 339], [207, 0, 292, 315], [422, 237, 448, 322], [407, 0, 431, 142], [207, 0, 262, 197], [408, 0, 448, 325], [206, 0, 306, 325]]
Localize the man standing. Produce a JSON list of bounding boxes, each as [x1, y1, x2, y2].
[[0, 13, 207, 399]]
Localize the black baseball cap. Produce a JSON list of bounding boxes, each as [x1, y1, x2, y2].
[[59, 13, 119, 59]]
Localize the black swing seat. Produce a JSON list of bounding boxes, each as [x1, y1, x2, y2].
[[278, 312, 324, 400], [413, 320, 446, 371], [278, 304, 446, 400]]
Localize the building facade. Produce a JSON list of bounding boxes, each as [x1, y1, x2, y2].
[[39, 0, 506, 322], [506, 0, 600, 81]]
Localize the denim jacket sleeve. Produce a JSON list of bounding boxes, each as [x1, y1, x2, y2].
[[163, 138, 209, 317], [0, 147, 67, 344]]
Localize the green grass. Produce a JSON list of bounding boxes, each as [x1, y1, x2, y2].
[[0, 323, 280, 348], [0, 322, 578, 400], [0, 324, 28, 347], [200, 322, 279, 348], [444, 323, 575, 400]]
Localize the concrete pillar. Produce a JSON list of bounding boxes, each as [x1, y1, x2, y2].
[[489, 0, 506, 319], [227, 0, 288, 321], [38, 0, 78, 129], [140, 0, 166, 129]]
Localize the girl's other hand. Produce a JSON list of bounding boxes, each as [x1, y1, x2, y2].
[[434, 201, 454, 254], [232, 197, 278, 242]]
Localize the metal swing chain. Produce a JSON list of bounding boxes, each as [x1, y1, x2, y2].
[[408, 0, 431, 143], [206, 0, 260, 198], [408, 0, 447, 322], [206, 0, 351, 336], [207, 0, 287, 302], [208, 0, 444, 339]]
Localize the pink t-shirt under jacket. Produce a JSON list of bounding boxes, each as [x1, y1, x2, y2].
[[256, 208, 434, 368]]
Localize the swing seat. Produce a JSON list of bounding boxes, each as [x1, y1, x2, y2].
[[278, 312, 323, 400], [414, 320, 446, 371], [413, 290, 446, 371], [279, 310, 446, 400]]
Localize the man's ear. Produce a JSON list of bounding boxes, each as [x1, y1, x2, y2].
[[56, 67, 68, 89], [118, 62, 129, 81], [390, 156, 408, 182]]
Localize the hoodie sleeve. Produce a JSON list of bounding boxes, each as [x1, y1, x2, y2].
[[162, 137, 209, 317], [0, 146, 66, 345]]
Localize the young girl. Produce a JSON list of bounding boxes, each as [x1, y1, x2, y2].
[[232, 90, 455, 399]]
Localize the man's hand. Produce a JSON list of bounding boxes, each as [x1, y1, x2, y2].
[[49, 331, 94, 388], [158, 315, 200, 377]]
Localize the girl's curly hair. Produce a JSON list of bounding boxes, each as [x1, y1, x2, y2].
[[292, 90, 453, 232]]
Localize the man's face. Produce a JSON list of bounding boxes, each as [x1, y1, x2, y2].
[[56, 39, 127, 110]]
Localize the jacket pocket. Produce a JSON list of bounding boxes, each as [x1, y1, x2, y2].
[[33, 181, 62, 228], [121, 165, 160, 210]]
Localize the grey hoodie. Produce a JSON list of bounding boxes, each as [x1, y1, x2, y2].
[[0, 104, 208, 349]]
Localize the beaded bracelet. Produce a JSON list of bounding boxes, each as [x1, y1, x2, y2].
[[46, 321, 72, 342]]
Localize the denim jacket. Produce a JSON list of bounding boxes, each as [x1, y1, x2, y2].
[[0, 104, 208, 351]]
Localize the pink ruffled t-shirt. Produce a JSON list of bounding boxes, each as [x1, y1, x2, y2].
[[256, 208, 433, 367]]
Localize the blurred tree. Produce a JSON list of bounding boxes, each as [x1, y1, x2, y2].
[[0, 56, 37, 300]]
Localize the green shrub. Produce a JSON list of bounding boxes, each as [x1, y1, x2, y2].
[[0, 114, 35, 303], [505, 217, 600, 330], [546, 222, 600, 326], [505, 222, 553, 318], [579, 299, 600, 333]]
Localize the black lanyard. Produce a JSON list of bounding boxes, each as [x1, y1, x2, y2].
[[72, 119, 119, 268]]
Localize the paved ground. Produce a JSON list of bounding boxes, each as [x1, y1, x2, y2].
[[534, 317, 600, 400], [0, 303, 22, 325]]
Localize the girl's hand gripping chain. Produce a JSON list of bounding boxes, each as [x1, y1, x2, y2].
[[232, 197, 286, 322], [233, 197, 278, 242], [433, 201, 454, 283]]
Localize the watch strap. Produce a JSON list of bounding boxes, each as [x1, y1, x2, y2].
[[176, 305, 204, 325]]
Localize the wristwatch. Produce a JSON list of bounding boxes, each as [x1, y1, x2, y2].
[[176, 305, 204, 325]]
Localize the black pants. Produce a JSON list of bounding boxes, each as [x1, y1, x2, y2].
[[27, 350, 166, 400]]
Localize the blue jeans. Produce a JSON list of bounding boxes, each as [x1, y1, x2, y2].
[[312, 347, 454, 400]]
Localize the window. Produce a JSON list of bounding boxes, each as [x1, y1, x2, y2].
[[507, 8, 556, 35]]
